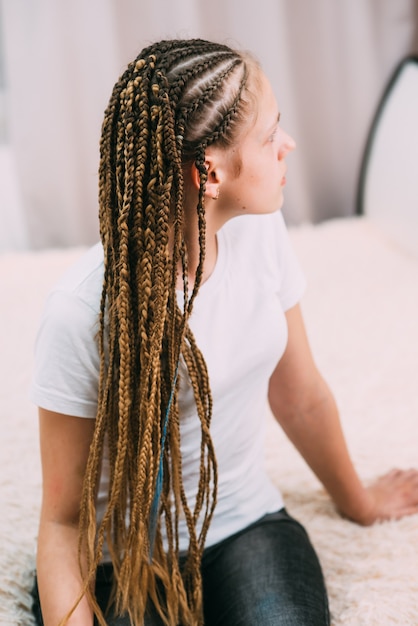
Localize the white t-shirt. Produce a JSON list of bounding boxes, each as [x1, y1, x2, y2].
[[30, 211, 306, 554]]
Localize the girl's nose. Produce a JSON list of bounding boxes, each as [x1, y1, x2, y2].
[[279, 131, 296, 159]]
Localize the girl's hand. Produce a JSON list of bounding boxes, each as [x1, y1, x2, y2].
[[356, 469, 418, 526]]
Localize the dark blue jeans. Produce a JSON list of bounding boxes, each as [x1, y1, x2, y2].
[[33, 509, 330, 625]]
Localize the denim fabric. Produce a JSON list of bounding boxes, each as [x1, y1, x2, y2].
[[32, 509, 330, 626], [200, 509, 330, 626]]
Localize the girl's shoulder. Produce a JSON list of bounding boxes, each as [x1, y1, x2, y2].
[[222, 211, 292, 270], [51, 242, 104, 315]]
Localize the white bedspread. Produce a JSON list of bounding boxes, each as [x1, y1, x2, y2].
[[1, 217, 417, 625]]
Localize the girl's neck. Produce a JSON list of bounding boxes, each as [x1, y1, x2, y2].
[[173, 218, 218, 291], [172, 182, 230, 290]]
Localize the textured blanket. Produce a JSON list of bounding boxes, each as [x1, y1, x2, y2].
[[1, 217, 417, 625]]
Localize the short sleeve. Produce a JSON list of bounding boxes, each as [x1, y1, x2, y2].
[[29, 290, 100, 418]]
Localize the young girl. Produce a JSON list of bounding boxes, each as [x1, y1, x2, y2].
[[30, 38, 418, 626]]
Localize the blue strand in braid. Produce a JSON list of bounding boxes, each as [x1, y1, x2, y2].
[[149, 362, 180, 559]]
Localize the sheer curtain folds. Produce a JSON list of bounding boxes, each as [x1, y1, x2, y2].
[[1, 0, 417, 250]]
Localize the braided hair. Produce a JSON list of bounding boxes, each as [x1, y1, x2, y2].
[[70, 39, 259, 626]]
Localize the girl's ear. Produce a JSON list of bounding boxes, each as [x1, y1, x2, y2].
[[190, 151, 224, 200]]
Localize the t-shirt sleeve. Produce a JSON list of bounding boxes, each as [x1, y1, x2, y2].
[[29, 290, 100, 418], [274, 211, 306, 311]]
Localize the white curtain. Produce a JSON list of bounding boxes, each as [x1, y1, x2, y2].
[[1, 0, 417, 249]]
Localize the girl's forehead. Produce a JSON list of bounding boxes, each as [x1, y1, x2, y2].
[[244, 73, 279, 140]]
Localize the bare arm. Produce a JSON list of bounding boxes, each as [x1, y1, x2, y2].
[[37, 408, 96, 625], [268, 305, 418, 525]]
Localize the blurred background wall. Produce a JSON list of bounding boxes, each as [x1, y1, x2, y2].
[[0, 0, 417, 250]]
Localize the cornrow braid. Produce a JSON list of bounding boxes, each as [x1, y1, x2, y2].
[[70, 38, 260, 626]]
